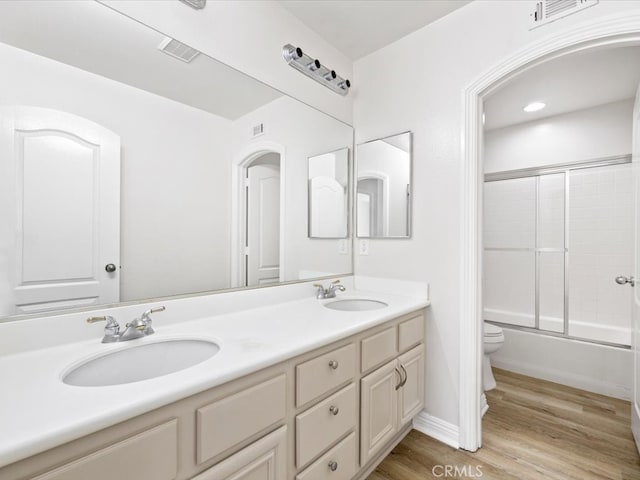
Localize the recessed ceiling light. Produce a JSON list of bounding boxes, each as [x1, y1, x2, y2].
[[523, 102, 546, 112]]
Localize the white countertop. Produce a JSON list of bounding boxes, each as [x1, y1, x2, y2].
[[0, 278, 429, 468]]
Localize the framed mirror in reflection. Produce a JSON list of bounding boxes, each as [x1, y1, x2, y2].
[[356, 132, 412, 238], [0, 1, 353, 320], [308, 148, 349, 239]]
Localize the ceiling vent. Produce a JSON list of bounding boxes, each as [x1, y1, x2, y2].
[[529, 0, 598, 30], [158, 37, 200, 63]]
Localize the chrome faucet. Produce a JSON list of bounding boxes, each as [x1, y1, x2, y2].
[[86, 306, 165, 343], [314, 280, 346, 299]]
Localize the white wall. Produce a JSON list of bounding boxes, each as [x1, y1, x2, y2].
[[0, 41, 233, 302], [101, 0, 354, 125], [232, 96, 353, 280], [484, 99, 633, 173], [352, 0, 640, 429]]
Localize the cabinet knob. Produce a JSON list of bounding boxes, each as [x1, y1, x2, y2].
[[328, 360, 339, 370], [329, 405, 339, 416], [328, 461, 338, 472]]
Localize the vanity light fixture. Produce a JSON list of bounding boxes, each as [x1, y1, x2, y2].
[[180, 0, 206, 9], [523, 101, 546, 112], [282, 44, 351, 96]]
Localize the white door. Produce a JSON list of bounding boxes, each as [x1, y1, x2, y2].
[[309, 176, 345, 237], [246, 162, 280, 286], [357, 193, 371, 237], [632, 83, 640, 453], [0, 106, 120, 315]]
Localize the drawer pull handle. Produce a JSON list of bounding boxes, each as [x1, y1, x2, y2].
[[328, 461, 338, 472], [329, 405, 340, 415], [395, 367, 403, 390], [328, 360, 339, 370], [399, 364, 408, 387]]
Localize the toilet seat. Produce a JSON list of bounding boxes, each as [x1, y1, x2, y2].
[[483, 322, 504, 343]]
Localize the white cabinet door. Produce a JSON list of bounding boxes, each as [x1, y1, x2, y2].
[[0, 106, 120, 315], [360, 359, 399, 465], [192, 426, 287, 480], [398, 344, 425, 426]]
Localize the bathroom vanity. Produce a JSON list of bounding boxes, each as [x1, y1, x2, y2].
[[0, 280, 428, 480]]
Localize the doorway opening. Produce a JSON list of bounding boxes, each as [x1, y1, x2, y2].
[[460, 16, 640, 453]]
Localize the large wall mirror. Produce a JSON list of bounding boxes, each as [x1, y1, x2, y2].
[[356, 132, 412, 238], [0, 1, 353, 320], [308, 148, 349, 239]]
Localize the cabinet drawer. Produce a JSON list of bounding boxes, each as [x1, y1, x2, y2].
[[192, 426, 287, 480], [34, 420, 177, 480], [197, 375, 286, 464], [296, 432, 357, 480], [361, 326, 397, 373], [296, 383, 356, 468], [296, 344, 355, 406], [398, 314, 424, 352]]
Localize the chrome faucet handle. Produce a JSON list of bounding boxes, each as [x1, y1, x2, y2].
[[313, 283, 327, 299], [137, 306, 166, 334], [86, 315, 121, 343], [314, 280, 345, 299], [141, 306, 166, 321], [327, 280, 346, 296]]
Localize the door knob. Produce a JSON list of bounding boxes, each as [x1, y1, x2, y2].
[[615, 275, 635, 286], [105, 263, 117, 273]]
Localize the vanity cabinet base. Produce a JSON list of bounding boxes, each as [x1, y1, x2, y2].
[[0, 309, 426, 480]]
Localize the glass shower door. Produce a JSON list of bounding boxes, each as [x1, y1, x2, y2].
[[483, 177, 536, 328], [568, 163, 634, 345]]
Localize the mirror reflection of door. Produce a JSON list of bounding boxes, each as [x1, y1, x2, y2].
[[357, 177, 385, 236], [356, 132, 411, 238], [0, 106, 120, 315], [245, 153, 280, 286]]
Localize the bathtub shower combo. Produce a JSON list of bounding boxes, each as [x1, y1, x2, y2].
[[483, 155, 633, 354]]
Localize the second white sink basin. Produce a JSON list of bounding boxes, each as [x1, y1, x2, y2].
[[324, 299, 388, 311], [63, 339, 219, 387]]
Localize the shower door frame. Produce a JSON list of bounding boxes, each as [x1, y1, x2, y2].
[[484, 154, 632, 349]]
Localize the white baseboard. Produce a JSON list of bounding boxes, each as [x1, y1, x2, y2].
[[413, 410, 459, 449]]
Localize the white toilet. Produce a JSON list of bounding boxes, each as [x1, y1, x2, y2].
[[483, 322, 504, 391]]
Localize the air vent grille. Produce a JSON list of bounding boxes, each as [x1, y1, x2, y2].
[[529, 0, 598, 29], [158, 37, 200, 63]]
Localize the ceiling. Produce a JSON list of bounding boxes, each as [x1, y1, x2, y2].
[[0, 1, 281, 120], [279, 0, 471, 60], [484, 46, 640, 131]]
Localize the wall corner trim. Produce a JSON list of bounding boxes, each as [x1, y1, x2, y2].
[[413, 410, 460, 450]]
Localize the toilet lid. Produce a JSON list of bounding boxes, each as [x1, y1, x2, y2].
[[484, 323, 503, 337]]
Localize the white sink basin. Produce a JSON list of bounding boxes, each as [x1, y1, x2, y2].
[[63, 339, 219, 387], [324, 299, 388, 311]]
